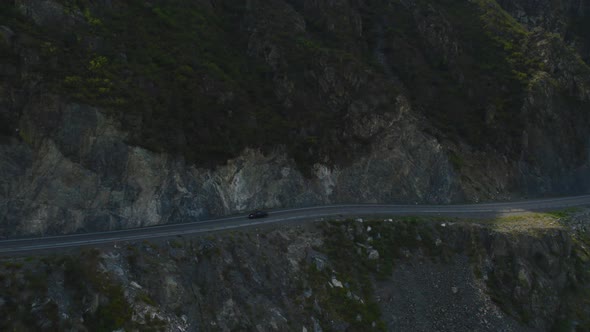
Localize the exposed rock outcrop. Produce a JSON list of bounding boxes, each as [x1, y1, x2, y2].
[[1, 94, 462, 235]]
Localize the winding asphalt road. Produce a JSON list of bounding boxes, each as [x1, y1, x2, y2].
[[1, 195, 590, 255]]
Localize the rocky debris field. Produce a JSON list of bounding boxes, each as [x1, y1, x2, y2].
[[0, 210, 589, 331]]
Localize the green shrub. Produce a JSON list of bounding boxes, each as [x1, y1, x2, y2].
[[3, 261, 23, 269], [88, 284, 132, 331]]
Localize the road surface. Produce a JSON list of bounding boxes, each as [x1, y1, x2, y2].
[[1, 195, 589, 255]]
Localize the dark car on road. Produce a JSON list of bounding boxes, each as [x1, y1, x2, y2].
[[248, 210, 268, 219]]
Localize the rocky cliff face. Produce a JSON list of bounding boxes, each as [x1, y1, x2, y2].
[[1, 0, 590, 235], [1, 213, 589, 331], [0, 95, 460, 236]]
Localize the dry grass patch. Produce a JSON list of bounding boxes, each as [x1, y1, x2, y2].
[[481, 212, 566, 235]]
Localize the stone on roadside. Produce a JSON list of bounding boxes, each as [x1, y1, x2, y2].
[[330, 277, 343, 288], [368, 249, 380, 260]]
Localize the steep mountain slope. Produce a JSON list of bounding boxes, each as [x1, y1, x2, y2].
[[1, 213, 589, 331], [497, 0, 590, 64], [1, 0, 589, 235]]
